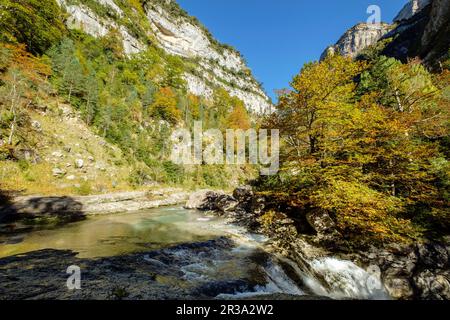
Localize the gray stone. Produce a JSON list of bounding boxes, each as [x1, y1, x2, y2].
[[414, 270, 450, 300], [52, 151, 64, 158], [75, 159, 84, 169], [52, 168, 66, 177], [184, 190, 224, 211]]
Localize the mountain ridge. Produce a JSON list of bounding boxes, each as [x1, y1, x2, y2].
[[57, 0, 272, 113], [321, 0, 450, 69]]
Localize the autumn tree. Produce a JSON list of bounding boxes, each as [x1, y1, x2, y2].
[[225, 99, 251, 130], [149, 87, 181, 124], [264, 54, 449, 244], [0, 44, 51, 152]]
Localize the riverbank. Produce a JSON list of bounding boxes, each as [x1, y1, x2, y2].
[[0, 206, 327, 300], [0, 188, 190, 229]]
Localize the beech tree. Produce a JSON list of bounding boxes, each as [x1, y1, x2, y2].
[[265, 54, 449, 244]]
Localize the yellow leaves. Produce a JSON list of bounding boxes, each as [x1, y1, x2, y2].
[[0, 43, 51, 83], [149, 87, 181, 124], [225, 101, 251, 130], [309, 179, 419, 242]]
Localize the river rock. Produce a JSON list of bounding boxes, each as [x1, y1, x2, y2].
[[184, 190, 224, 211], [414, 270, 450, 300], [306, 210, 340, 241], [214, 194, 239, 214], [417, 242, 448, 269], [233, 185, 254, 203], [384, 277, 415, 299]]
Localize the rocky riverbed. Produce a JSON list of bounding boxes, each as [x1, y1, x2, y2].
[[184, 186, 450, 300], [0, 187, 448, 300]]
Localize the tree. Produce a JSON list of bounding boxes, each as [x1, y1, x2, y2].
[[264, 54, 448, 244], [149, 87, 181, 124], [0, 44, 50, 158], [0, 0, 65, 55], [225, 99, 251, 130], [48, 38, 86, 103], [358, 56, 438, 113], [273, 54, 365, 161]]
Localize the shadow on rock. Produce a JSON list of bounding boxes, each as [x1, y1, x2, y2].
[[0, 193, 86, 233]]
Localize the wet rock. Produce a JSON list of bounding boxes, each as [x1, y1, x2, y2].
[[384, 277, 414, 299], [233, 185, 254, 203], [251, 195, 266, 215], [417, 243, 448, 269], [184, 190, 225, 211], [194, 280, 251, 297], [414, 270, 450, 300], [306, 210, 340, 240], [214, 194, 238, 214]]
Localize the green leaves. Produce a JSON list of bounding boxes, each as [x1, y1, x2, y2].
[[0, 0, 65, 55], [263, 53, 450, 245]]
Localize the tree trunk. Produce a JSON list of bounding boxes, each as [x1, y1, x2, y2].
[[8, 114, 16, 145]]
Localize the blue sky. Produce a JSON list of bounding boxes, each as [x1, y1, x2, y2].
[[177, 0, 409, 101]]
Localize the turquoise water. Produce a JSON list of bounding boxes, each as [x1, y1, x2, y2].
[[0, 207, 223, 258]]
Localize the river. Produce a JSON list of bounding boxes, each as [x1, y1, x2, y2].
[[0, 206, 390, 300]]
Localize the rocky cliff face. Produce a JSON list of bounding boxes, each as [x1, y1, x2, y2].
[[143, 1, 271, 114], [322, 0, 449, 69], [394, 0, 431, 22], [382, 0, 450, 69], [320, 23, 392, 60], [56, 0, 271, 114]]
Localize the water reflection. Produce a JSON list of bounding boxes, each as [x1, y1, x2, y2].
[[0, 207, 222, 258]]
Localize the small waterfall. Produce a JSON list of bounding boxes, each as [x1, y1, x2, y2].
[[303, 258, 389, 299], [214, 223, 390, 300]]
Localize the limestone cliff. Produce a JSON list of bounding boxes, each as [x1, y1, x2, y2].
[[394, 0, 431, 22], [382, 0, 450, 69], [322, 0, 449, 68], [56, 0, 271, 113], [320, 23, 392, 60]]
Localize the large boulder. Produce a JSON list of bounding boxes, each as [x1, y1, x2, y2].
[[233, 185, 254, 203], [214, 194, 238, 214], [184, 190, 224, 211]]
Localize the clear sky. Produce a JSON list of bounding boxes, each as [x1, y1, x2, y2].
[[177, 0, 409, 102]]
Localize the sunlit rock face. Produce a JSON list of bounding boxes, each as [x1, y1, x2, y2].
[[320, 23, 392, 60], [143, 3, 272, 114], [56, 0, 272, 114], [321, 0, 448, 70], [58, 1, 145, 55]]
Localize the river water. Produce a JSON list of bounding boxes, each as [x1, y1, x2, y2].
[[0, 206, 390, 300]]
